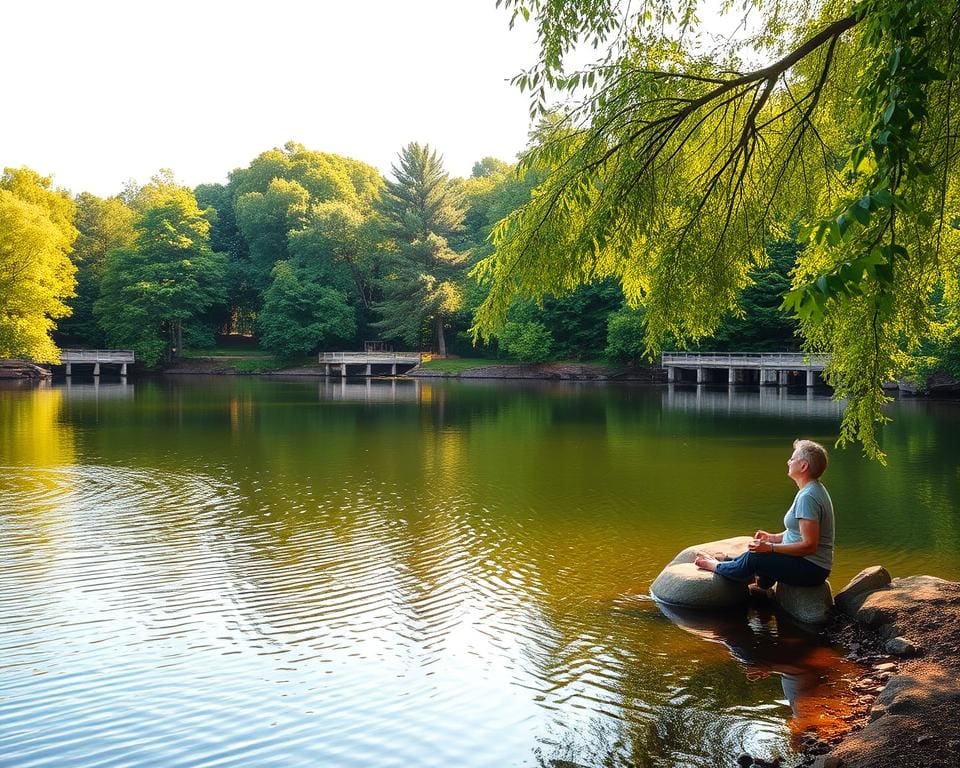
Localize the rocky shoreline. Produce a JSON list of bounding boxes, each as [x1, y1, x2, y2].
[[649, 539, 959, 767], [0, 359, 51, 380], [748, 570, 960, 768]]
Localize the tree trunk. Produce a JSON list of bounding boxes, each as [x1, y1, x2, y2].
[[435, 315, 446, 358], [176, 320, 183, 358]]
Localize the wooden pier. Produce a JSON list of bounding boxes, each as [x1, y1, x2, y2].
[[661, 352, 830, 386], [318, 351, 424, 377], [60, 349, 135, 377]]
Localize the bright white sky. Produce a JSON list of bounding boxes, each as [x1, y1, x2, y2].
[[1, 0, 539, 197]]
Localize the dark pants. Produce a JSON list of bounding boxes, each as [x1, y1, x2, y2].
[[715, 552, 829, 588]]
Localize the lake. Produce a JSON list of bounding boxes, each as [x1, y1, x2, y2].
[[1, 377, 957, 767]]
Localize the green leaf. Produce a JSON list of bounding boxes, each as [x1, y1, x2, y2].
[[849, 203, 870, 226], [827, 219, 842, 245], [888, 47, 901, 74], [883, 100, 896, 124], [874, 263, 894, 286]]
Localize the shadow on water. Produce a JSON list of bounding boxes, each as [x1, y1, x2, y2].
[[656, 601, 861, 746]]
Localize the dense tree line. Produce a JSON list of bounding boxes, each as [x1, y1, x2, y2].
[[1, 133, 955, 390]]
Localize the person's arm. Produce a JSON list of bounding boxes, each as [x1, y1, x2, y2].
[[755, 519, 819, 556], [754, 529, 784, 543]]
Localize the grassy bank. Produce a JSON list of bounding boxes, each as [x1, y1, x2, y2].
[[171, 349, 313, 373], [415, 358, 499, 374]]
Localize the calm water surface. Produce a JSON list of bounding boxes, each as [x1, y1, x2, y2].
[[1, 377, 958, 767]]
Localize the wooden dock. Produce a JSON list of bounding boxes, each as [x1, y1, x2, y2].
[[318, 352, 424, 377], [661, 352, 830, 386], [60, 349, 136, 376]]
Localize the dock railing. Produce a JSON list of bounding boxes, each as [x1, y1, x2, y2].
[[61, 349, 136, 363], [318, 352, 424, 364], [661, 352, 830, 369]]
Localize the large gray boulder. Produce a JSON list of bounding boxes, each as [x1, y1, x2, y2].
[[650, 562, 751, 608], [651, 535, 834, 622], [776, 580, 834, 624], [668, 535, 754, 566], [650, 536, 752, 608]]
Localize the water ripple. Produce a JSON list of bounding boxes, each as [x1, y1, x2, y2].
[[0, 464, 820, 767]]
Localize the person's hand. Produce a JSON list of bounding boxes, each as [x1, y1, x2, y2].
[[748, 538, 775, 553], [754, 529, 773, 541]]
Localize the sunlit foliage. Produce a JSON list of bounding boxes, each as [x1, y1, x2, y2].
[[0, 168, 77, 362], [479, 0, 960, 458], [96, 182, 226, 365]]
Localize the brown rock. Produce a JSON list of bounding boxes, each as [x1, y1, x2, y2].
[[835, 566, 892, 616], [0, 359, 52, 380], [884, 636, 919, 657], [810, 755, 842, 768]]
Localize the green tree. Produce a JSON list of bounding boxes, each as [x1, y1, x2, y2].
[[223, 143, 384, 331], [0, 168, 77, 361], [704, 239, 800, 352], [57, 193, 136, 346], [498, 319, 554, 362], [195, 181, 253, 335], [374, 143, 466, 356], [539, 279, 623, 359], [257, 260, 356, 361], [478, 0, 960, 459], [605, 307, 647, 365], [95, 186, 226, 365]]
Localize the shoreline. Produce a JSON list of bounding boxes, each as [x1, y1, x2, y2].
[[154, 359, 669, 382], [791, 573, 959, 768]]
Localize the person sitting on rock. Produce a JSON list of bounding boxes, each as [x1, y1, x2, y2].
[[694, 439, 834, 591]]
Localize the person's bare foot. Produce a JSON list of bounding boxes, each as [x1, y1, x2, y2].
[[694, 553, 719, 572]]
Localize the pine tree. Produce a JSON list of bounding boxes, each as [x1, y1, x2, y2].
[[373, 143, 465, 356]]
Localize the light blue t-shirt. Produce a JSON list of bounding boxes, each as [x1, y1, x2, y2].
[[783, 480, 835, 571]]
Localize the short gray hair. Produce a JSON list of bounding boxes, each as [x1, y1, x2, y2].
[[793, 439, 828, 478]]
